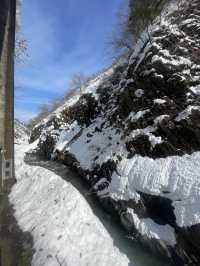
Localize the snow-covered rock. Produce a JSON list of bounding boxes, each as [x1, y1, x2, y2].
[[28, 0, 200, 264], [14, 119, 29, 144]]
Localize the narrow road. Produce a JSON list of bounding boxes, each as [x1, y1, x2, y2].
[[10, 142, 170, 266]]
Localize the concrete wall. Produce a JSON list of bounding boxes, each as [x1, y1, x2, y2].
[[0, 0, 16, 192]]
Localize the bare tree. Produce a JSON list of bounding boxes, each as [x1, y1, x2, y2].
[[109, 3, 134, 54], [128, 0, 170, 42], [64, 88, 78, 101], [15, 1, 28, 62], [27, 103, 53, 129], [110, 0, 171, 54], [69, 73, 89, 93], [27, 72, 94, 128], [15, 34, 28, 62]]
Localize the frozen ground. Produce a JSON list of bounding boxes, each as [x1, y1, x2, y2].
[[10, 142, 168, 266]]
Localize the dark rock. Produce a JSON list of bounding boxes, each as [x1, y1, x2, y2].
[[86, 133, 93, 138], [29, 123, 44, 143], [121, 199, 147, 218], [91, 160, 117, 186], [139, 192, 176, 227], [175, 224, 200, 266], [62, 152, 79, 167], [37, 133, 58, 159], [152, 142, 183, 158], [68, 93, 99, 126], [94, 126, 102, 133], [126, 135, 151, 157]]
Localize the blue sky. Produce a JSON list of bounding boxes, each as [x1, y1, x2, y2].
[[15, 0, 125, 122]]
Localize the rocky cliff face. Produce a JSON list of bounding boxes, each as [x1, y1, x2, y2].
[[29, 0, 200, 265]]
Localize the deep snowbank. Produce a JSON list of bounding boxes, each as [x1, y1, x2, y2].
[[10, 143, 130, 266], [105, 153, 200, 227]]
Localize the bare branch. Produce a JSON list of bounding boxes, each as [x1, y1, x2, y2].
[[15, 34, 28, 63]]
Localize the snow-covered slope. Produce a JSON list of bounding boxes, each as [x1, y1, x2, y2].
[[10, 142, 130, 266], [14, 119, 29, 144], [29, 67, 114, 144], [29, 0, 200, 264]]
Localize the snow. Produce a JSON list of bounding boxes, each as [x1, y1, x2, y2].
[[148, 134, 163, 147], [129, 126, 162, 147], [154, 115, 170, 125], [126, 78, 134, 85], [152, 54, 192, 67], [153, 99, 167, 105], [10, 143, 130, 266], [14, 119, 29, 144], [127, 110, 150, 122], [23, 0, 200, 254], [69, 118, 126, 170], [126, 209, 176, 246], [141, 69, 155, 77], [153, 73, 164, 79], [100, 169, 141, 202], [175, 105, 200, 121], [130, 126, 156, 139], [192, 76, 200, 82], [55, 121, 82, 151], [129, 33, 150, 66], [190, 85, 200, 95], [159, 49, 171, 58], [104, 152, 200, 227], [134, 42, 152, 72], [181, 18, 196, 26]]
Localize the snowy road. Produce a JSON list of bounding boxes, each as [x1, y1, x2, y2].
[[10, 143, 168, 266]]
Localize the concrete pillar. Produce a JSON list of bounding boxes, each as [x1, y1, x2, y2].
[[0, 4, 30, 266], [0, 0, 16, 193]]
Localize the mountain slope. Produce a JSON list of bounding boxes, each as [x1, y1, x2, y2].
[[29, 0, 200, 264], [14, 119, 29, 144]]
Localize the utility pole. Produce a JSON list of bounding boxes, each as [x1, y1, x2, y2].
[[0, 0, 16, 193]]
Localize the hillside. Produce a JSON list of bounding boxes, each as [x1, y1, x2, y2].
[[26, 0, 200, 265], [14, 119, 29, 144]]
